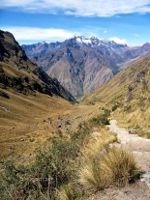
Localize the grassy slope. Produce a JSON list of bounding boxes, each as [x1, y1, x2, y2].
[[83, 58, 150, 137], [0, 31, 109, 164], [1, 57, 150, 163], [0, 87, 100, 163]]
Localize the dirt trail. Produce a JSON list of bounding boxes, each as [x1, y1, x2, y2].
[[108, 120, 150, 188], [108, 120, 150, 170], [87, 120, 150, 200]]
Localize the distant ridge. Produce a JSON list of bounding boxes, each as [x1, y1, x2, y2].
[[23, 36, 150, 98]]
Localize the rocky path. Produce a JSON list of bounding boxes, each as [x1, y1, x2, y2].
[[87, 120, 150, 200], [108, 120, 150, 188]]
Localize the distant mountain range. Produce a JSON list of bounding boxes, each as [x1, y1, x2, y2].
[[0, 30, 75, 102], [23, 36, 150, 98]]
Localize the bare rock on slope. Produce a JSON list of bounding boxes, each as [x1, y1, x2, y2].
[[23, 36, 150, 98], [0, 30, 76, 102]]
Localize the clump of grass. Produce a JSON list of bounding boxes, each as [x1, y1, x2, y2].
[[79, 147, 139, 190], [137, 129, 150, 139], [101, 147, 138, 187], [79, 158, 108, 191], [58, 184, 82, 200]]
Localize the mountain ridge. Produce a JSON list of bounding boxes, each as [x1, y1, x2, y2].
[[0, 30, 76, 102], [23, 36, 150, 98]]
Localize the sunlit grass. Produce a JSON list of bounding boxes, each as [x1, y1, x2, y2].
[[79, 147, 139, 190]]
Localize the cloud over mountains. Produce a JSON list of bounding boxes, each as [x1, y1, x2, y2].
[[2, 26, 78, 43], [1, 0, 150, 17]]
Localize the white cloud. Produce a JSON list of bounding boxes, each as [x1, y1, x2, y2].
[[1, 26, 129, 45], [1, 0, 150, 16], [1, 26, 79, 42], [110, 37, 127, 44]]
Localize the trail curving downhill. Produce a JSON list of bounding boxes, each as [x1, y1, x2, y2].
[[108, 120, 150, 188]]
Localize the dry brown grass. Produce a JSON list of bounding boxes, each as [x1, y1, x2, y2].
[[0, 88, 100, 163], [83, 58, 150, 138], [58, 184, 82, 200], [113, 107, 150, 138], [101, 147, 138, 186], [79, 147, 138, 190]]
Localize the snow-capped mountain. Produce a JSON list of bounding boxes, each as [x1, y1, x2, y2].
[[23, 36, 150, 98]]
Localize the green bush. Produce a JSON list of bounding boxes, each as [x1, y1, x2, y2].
[[0, 125, 91, 200], [90, 109, 110, 126], [0, 137, 77, 200]]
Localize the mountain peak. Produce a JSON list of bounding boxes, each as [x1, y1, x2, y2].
[[142, 42, 150, 50], [68, 35, 128, 48], [74, 36, 93, 45]]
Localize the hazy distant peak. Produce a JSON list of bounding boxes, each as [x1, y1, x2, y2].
[[68, 36, 128, 48]]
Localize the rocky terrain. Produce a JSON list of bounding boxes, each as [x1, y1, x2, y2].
[[0, 30, 75, 102], [23, 36, 150, 98]]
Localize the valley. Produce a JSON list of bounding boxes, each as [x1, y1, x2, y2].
[[0, 30, 150, 200], [0, 88, 99, 163]]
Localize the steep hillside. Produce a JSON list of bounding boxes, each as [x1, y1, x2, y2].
[[23, 37, 150, 98], [0, 30, 79, 161], [0, 30, 75, 102], [84, 57, 150, 137]]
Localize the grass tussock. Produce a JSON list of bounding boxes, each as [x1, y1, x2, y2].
[[58, 184, 82, 200], [79, 158, 108, 190], [101, 147, 138, 186], [79, 147, 139, 190]]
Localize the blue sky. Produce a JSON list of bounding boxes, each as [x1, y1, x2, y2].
[[0, 0, 150, 46]]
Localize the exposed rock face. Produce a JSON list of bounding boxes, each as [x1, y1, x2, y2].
[[0, 30, 76, 102], [23, 36, 150, 98]]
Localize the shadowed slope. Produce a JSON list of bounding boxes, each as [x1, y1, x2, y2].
[[0, 30, 76, 102]]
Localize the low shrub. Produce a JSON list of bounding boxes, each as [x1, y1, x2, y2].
[[0, 120, 93, 200], [112, 103, 120, 111], [90, 109, 110, 126], [0, 137, 77, 200], [137, 129, 150, 139]]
